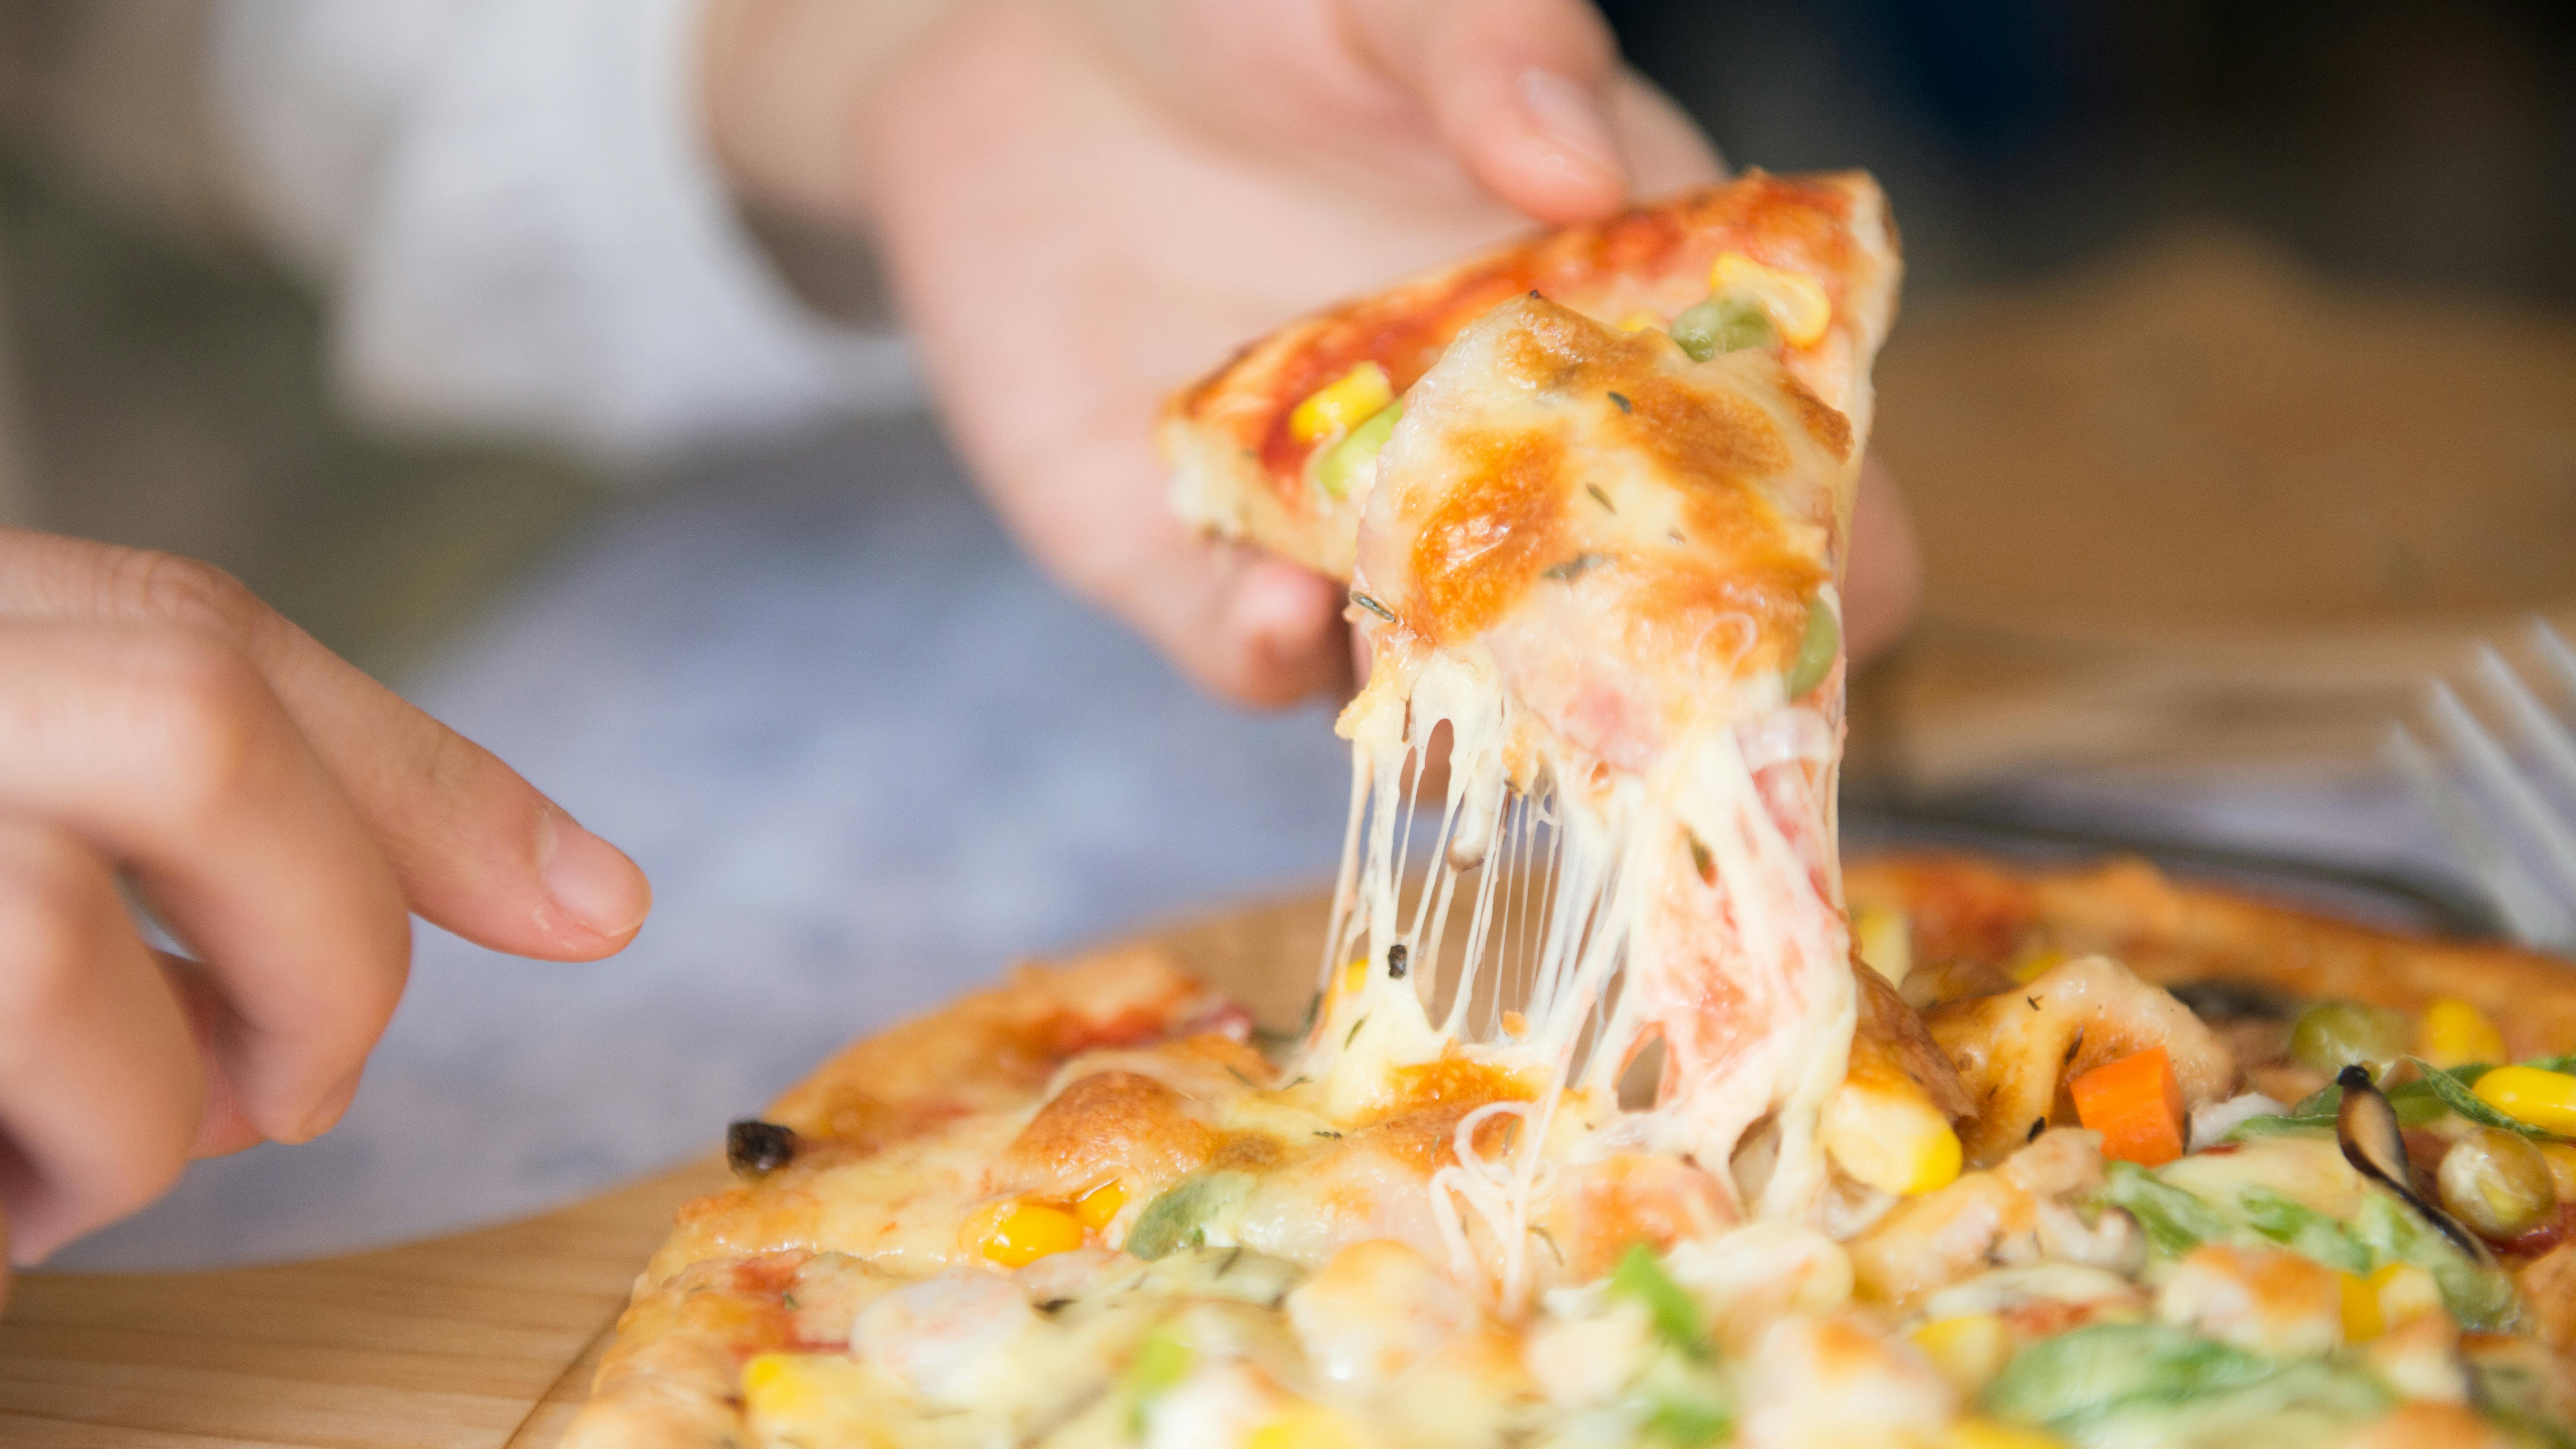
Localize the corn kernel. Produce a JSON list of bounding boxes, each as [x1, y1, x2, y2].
[[1616, 310, 1662, 332], [1289, 362, 1394, 444], [1853, 903, 1912, 985], [1947, 1418, 2073, 1449], [741, 1351, 876, 1441], [2371, 1261, 2445, 1326], [2419, 999, 2507, 1069], [1708, 252, 1832, 347], [1823, 1064, 1962, 1196], [975, 1200, 1086, 1266], [1075, 1179, 1127, 1230], [2473, 1065, 2576, 1135], [1246, 1403, 1363, 1449], [1337, 959, 1368, 999], [2338, 1272, 2385, 1343], [2009, 948, 2068, 985], [1912, 1313, 2012, 1394]]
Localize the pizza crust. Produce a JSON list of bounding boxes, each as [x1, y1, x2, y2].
[[1162, 171, 1900, 582], [1846, 853, 2576, 1057], [563, 945, 1218, 1449]]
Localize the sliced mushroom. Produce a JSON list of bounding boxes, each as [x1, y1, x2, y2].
[[2334, 1065, 2494, 1263]]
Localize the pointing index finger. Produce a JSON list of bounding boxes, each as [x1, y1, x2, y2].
[[0, 530, 652, 961]]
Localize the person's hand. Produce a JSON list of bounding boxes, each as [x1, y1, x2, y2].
[[704, 0, 1919, 705], [0, 531, 651, 1295]]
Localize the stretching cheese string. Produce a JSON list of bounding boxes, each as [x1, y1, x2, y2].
[[1302, 611, 1855, 1312]]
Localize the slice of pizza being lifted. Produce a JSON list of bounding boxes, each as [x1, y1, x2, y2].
[[1163, 171, 1910, 1257]]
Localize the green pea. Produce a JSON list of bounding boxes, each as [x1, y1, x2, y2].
[[2288, 999, 2414, 1078], [1668, 297, 1775, 362], [1782, 596, 1839, 698], [1316, 401, 1402, 499]]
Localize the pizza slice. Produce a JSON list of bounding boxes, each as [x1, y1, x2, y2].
[[1165, 172, 1906, 1233], [1163, 170, 1898, 582]]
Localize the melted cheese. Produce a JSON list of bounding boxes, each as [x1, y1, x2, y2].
[[1292, 296, 1863, 1309]]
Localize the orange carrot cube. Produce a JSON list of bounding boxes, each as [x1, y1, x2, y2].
[[2070, 1045, 2187, 1167]]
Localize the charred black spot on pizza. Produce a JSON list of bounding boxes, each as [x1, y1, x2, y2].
[[2167, 979, 2302, 1023], [1608, 390, 1632, 413], [1387, 943, 1409, 979], [727, 1119, 799, 1176]]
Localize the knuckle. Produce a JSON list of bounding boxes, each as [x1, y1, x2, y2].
[[105, 548, 267, 645], [119, 632, 277, 821], [0, 825, 114, 1023]]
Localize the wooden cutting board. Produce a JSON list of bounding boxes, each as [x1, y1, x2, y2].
[[0, 891, 1336, 1448]]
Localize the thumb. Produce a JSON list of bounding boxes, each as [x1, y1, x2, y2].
[[1349, 0, 1632, 224]]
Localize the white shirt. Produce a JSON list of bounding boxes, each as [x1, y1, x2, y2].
[[212, 0, 917, 461]]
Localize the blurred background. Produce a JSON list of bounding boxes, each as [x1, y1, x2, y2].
[[0, 0, 2566, 1264]]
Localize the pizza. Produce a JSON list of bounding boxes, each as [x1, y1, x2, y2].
[[1171, 169, 1906, 1237], [559, 859, 2576, 1449], [562, 175, 2576, 1449]]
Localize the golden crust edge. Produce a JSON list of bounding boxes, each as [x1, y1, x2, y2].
[[1161, 171, 1903, 586], [559, 941, 1217, 1449]]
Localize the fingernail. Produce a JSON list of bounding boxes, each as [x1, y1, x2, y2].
[[296, 1068, 364, 1141], [1515, 68, 1624, 182], [538, 808, 652, 940]]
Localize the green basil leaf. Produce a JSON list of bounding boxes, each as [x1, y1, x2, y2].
[[1125, 1171, 1255, 1261], [2224, 1112, 2336, 1141], [2402, 1057, 2566, 1140], [2237, 1187, 2372, 1275], [2103, 1161, 2233, 1257], [1611, 1244, 1711, 1360]]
